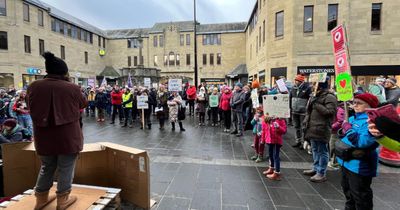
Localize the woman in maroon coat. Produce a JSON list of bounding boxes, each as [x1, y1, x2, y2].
[[27, 52, 87, 210]]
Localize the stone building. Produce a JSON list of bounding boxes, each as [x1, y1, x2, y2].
[[246, 0, 400, 87]]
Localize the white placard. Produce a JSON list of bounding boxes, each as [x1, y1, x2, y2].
[[309, 72, 328, 83], [251, 88, 259, 108], [137, 95, 149, 109], [144, 78, 151, 87], [262, 94, 290, 118], [168, 79, 182, 91], [152, 83, 158, 89], [276, 79, 288, 93]]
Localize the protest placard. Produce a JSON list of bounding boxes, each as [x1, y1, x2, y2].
[[262, 94, 290, 118], [309, 72, 328, 83], [137, 95, 149, 109], [168, 79, 182, 92], [209, 95, 219, 108], [144, 78, 151, 88], [276, 79, 288, 93]]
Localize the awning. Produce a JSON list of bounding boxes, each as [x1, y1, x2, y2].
[[98, 66, 120, 78], [226, 64, 247, 78]]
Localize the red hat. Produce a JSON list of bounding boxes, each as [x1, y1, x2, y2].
[[3, 119, 17, 128], [354, 93, 379, 108], [295, 74, 305, 82]]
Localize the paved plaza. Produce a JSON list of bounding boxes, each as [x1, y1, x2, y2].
[[82, 116, 400, 210]]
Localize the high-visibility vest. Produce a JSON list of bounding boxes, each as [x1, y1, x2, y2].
[[122, 93, 133, 108]]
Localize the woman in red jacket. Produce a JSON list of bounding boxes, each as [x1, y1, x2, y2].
[[186, 85, 197, 116], [219, 86, 232, 132], [110, 85, 124, 124]]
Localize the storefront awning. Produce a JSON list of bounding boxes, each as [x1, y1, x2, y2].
[[226, 64, 247, 78], [98, 66, 120, 78]]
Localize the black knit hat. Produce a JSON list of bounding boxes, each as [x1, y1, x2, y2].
[[42, 51, 68, 75]]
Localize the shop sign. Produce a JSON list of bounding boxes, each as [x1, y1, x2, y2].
[[26, 68, 41, 75], [75, 72, 81, 77], [297, 66, 335, 74], [200, 78, 225, 85]]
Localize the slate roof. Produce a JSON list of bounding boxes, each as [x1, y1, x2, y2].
[[99, 66, 120, 77], [150, 21, 195, 33], [198, 22, 247, 34], [227, 64, 248, 77], [106, 28, 151, 39]]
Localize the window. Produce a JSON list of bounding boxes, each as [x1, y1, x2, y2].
[[304, 6, 314, 33], [371, 3, 382, 31], [67, 25, 72, 37], [134, 56, 138, 66], [71, 26, 77, 39], [23, 3, 29, 22], [38, 9, 44, 26], [275, 11, 284, 37], [154, 55, 158, 66], [217, 53, 221, 65], [60, 45, 65, 60], [180, 34, 184, 46], [77, 28, 81, 40], [159, 35, 164, 47], [263, 20, 265, 43], [210, 53, 214, 65], [128, 56, 131, 67], [59, 22, 64, 35], [169, 52, 175, 66], [128, 38, 139, 48], [39, 39, 44, 55], [98, 36, 101, 47], [24, 35, 31, 53], [202, 54, 207, 65], [164, 55, 168, 66], [153, 36, 158, 47], [202, 34, 221, 45], [328, 4, 338, 31], [103, 37, 106, 48], [0, 31, 7, 50], [51, 18, 56, 31], [186, 54, 190, 65], [0, 0, 6, 16], [186, 34, 190, 45], [176, 54, 180, 66], [84, 51, 88, 64], [259, 26, 261, 47]]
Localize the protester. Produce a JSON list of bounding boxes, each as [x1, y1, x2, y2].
[[336, 93, 379, 210], [12, 90, 33, 135], [149, 87, 158, 116], [303, 77, 337, 182], [186, 85, 197, 116], [131, 88, 139, 122], [290, 74, 312, 148], [242, 85, 253, 130], [27, 52, 87, 210], [328, 101, 346, 169], [156, 85, 169, 130], [110, 85, 124, 124], [122, 87, 133, 128], [250, 107, 264, 163], [230, 82, 246, 137], [167, 92, 185, 131], [86, 89, 96, 117], [209, 87, 220, 126], [94, 87, 108, 122], [219, 86, 232, 132], [384, 77, 400, 107], [258, 85, 269, 104], [0, 119, 25, 143], [196, 87, 207, 126], [262, 114, 287, 181], [368, 77, 386, 103], [140, 89, 156, 129]]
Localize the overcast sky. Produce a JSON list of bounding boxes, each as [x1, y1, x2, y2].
[[40, 0, 256, 30]]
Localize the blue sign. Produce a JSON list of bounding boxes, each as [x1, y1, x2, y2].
[[27, 68, 41, 75]]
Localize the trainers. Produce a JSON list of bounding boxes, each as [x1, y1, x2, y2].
[[255, 156, 264, 163], [328, 161, 340, 170], [307, 145, 312, 155], [303, 169, 317, 176], [251, 155, 258, 160], [310, 174, 327, 183], [303, 141, 309, 150], [226, 129, 230, 133], [267, 172, 281, 181], [263, 167, 274, 175]]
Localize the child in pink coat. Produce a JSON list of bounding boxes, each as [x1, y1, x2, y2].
[[262, 114, 287, 181]]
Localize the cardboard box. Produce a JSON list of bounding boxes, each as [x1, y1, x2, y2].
[[1, 142, 151, 209]]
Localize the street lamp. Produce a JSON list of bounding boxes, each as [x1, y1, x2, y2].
[[193, 0, 198, 87]]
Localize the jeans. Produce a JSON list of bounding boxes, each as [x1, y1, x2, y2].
[[292, 113, 305, 144], [97, 108, 105, 119], [341, 167, 373, 210], [311, 140, 329, 176], [111, 104, 124, 122], [232, 111, 243, 133], [223, 110, 231, 129], [188, 100, 195, 115], [124, 108, 132, 125], [268, 144, 281, 172], [17, 114, 33, 135], [211, 107, 219, 124], [254, 135, 265, 156], [35, 154, 78, 194]]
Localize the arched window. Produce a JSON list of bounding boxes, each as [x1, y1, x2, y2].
[[169, 52, 175, 66]]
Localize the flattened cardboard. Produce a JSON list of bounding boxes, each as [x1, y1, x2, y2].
[[1, 142, 151, 209]]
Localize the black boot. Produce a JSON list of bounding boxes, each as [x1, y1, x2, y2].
[[148, 124, 151, 129], [171, 122, 175, 131], [179, 122, 185, 132]]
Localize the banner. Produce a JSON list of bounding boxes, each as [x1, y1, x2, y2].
[[168, 79, 182, 92], [336, 72, 353, 101], [127, 73, 133, 88], [137, 96, 149, 109], [262, 94, 290, 118]]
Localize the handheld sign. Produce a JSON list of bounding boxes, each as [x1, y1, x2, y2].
[[144, 78, 151, 88], [309, 72, 328, 83], [276, 79, 288, 93], [251, 88, 259, 108], [335, 72, 353, 101], [209, 95, 219, 108], [168, 79, 182, 92], [137, 96, 149, 109], [262, 94, 290, 118], [331, 25, 347, 54]]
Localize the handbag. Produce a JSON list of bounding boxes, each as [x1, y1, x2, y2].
[[155, 107, 163, 113], [178, 105, 186, 120], [334, 140, 354, 161]]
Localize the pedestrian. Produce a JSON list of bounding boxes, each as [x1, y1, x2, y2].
[[290, 74, 312, 148], [94, 87, 108, 122], [328, 102, 346, 169], [141, 89, 155, 129], [27, 52, 87, 210], [196, 87, 208, 126], [209, 87, 220, 126], [110, 85, 124, 124], [12, 90, 33, 136], [105, 85, 112, 117], [230, 82, 246, 137], [219, 86, 232, 132], [258, 85, 269, 104], [87, 89, 96, 117], [156, 85, 169, 130], [0, 118, 25, 143], [186, 85, 197, 116], [250, 107, 265, 163], [262, 114, 287, 181], [384, 77, 400, 107], [242, 85, 252, 131], [303, 77, 337, 182], [167, 92, 185, 131], [121, 87, 133, 128], [368, 77, 386, 103], [149, 87, 157, 116], [337, 93, 380, 210]]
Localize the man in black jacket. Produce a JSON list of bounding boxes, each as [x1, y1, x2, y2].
[[290, 74, 312, 148], [230, 82, 246, 137]]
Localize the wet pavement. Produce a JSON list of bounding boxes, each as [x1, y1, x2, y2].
[[82, 115, 400, 210]]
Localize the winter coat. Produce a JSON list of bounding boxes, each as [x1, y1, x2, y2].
[[157, 91, 169, 118], [368, 84, 386, 103], [95, 92, 108, 109], [304, 90, 337, 142], [27, 75, 87, 156], [168, 95, 182, 122], [337, 112, 379, 177], [385, 87, 400, 107], [251, 116, 263, 135], [111, 91, 123, 105], [186, 86, 197, 100], [0, 124, 24, 143], [196, 93, 208, 113], [331, 105, 345, 133], [262, 118, 287, 145], [219, 91, 232, 111], [13, 99, 30, 115], [242, 91, 251, 112], [258, 90, 268, 105], [230, 90, 246, 112], [290, 82, 312, 114]]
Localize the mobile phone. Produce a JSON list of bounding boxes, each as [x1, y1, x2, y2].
[[365, 104, 400, 123]]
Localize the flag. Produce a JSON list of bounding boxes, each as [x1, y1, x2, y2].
[[127, 73, 133, 88], [101, 77, 107, 87]]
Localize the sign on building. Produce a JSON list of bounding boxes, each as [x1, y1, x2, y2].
[[168, 79, 182, 92], [137, 96, 149, 109], [262, 94, 290, 119]]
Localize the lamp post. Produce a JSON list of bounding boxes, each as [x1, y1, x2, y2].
[[193, 0, 198, 87]]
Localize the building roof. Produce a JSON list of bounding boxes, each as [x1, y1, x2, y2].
[[99, 66, 120, 77], [150, 21, 194, 33], [198, 22, 247, 34], [106, 28, 151, 39], [227, 64, 248, 78]]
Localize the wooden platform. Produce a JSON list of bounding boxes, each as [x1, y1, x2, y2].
[[0, 184, 121, 210]]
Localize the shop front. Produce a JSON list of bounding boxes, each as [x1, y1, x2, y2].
[[22, 67, 45, 88], [258, 70, 265, 86], [351, 65, 400, 87], [200, 78, 226, 87], [0, 73, 14, 89]]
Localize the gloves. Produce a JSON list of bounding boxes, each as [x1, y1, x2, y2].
[[375, 116, 400, 142], [341, 121, 352, 134]]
